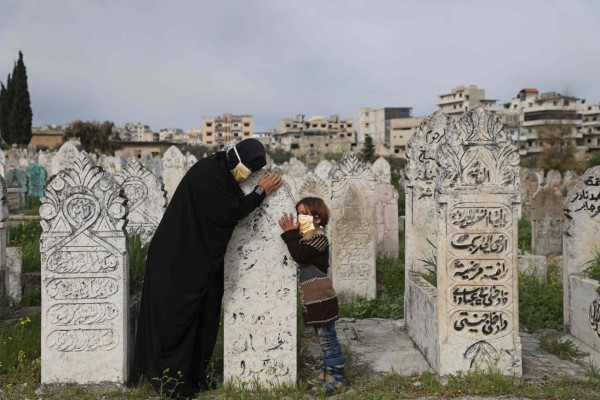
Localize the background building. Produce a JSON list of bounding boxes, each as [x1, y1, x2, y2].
[[357, 107, 424, 156], [201, 113, 253, 147], [437, 85, 497, 117]]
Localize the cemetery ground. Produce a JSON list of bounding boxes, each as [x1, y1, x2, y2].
[[2, 225, 600, 399]]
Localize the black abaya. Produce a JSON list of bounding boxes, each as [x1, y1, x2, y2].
[[134, 151, 265, 397]]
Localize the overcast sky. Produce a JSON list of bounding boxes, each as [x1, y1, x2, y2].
[[1, 0, 599, 131]]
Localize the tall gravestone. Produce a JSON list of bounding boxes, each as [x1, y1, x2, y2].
[[0, 175, 7, 317], [37, 150, 53, 179], [297, 172, 331, 208], [563, 166, 600, 352], [531, 187, 563, 256], [51, 142, 80, 176], [186, 153, 198, 169], [404, 111, 450, 369], [114, 159, 166, 245], [372, 157, 399, 257], [330, 153, 377, 299], [5, 169, 27, 207], [435, 107, 522, 376], [40, 154, 129, 383], [162, 146, 187, 204], [26, 163, 47, 198], [223, 173, 298, 386], [6, 247, 22, 303]]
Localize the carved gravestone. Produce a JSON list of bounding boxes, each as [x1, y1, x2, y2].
[[114, 159, 166, 245], [330, 153, 377, 299], [186, 153, 198, 169], [162, 146, 187, 204], [6, 174, 23, 213], [6, 247, 22, 303], [531, 187, 563, 256], [304, 148, 320, 167], [223, 172, 297, 387], [51, 142, 80, 176], [26, 163, 47, 198], [314, 159, 333, 183], [5, 169, 27, 207], [519, 168, 541, 219], [435, 107, 522, 376], [563, 166, 600, 351], [545, 170, 562, 188], [404, 111, 450, 369], [297, 173, 332, 208], [372, 157, 399, 257], [0, 175, 7, 317], [40, 154, 129, 383]]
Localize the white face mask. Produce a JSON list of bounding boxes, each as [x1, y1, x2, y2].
[[231, 146, 252, 182], [298, 214, 315, 235]]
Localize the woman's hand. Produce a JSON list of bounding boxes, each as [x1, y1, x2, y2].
[[257, 171, 283, 196], [278, 212, 298, 232]]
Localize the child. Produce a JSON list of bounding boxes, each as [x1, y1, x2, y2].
[[278, 197, 346, 396]]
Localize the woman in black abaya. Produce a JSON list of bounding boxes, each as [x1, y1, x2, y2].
[[134, 139, 282, 399]]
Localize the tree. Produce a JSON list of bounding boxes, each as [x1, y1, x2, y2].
[[589, 151, 600, 169], [0, 74, 13, 144], [536, 122, 585, 174], [64, 120, 121, 154], [358, 135, 376, 163], [8, 51, 33, 145]]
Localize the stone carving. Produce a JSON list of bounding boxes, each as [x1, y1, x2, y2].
[[563, 166, 600, 352], [223, 172, 297, 387], [590, 299, 600, 337], [531, 187, 563, 256], [51, 142, 80, 176], [26, 163, 47, 197], [114, 159, 166, 245], [304, 148, 320, 167], [40, 153, 128, 384], [373, 157, 398, 257], [297, 173, 331, 207], [330, 153, 377, 299], [161, 146, 187, 204], [435, 107, 521, 376], [186, 153, 198, 169]]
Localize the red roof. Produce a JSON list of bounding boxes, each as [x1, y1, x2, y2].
[[520, 88, 539, 93]]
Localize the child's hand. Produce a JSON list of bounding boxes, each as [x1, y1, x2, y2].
[[278, 212, 298, 232]]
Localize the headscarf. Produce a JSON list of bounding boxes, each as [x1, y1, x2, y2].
[[226, 138, 267, 172]]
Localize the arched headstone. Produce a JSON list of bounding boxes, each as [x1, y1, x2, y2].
[[186, 153, 198, 169], [314, 159, 333, 183], [162, 146, 187, 204], [40, 154, 129, 384], [372, 157, 398, 257], [435, 107, 521, 376], [223, 173, 298, 387], [297, 173, 331, 208], [531, 187, 563, 256], [26, 163, 47, 198], [51, 142, 80, 176], [114, 159, 166, 245]]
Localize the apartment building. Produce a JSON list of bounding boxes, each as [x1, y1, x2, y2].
[[390, 117, 424, 157], [437, 85, 497, 117], [115, 122, 155, 142], [201, 113, 253, 147], [158, 128, 186, 142], [581, 104, 600, 151], [272, 114, 355, 156]]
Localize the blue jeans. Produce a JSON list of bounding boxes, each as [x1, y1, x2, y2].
[[316, 323, 346, 368]]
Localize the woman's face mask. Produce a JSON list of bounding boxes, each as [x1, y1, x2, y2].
[[231, 146, 252, 182], [297, 214, 315, 235]]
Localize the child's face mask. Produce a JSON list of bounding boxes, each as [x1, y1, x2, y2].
[[231, 146, 252, 182], [297, 214, 315, 235]]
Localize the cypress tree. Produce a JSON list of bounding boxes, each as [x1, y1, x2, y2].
[[9, 51, 33, 146], [0, 74, 13, 144]]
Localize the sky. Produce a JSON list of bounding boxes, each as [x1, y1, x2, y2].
[[1, 0, 599, 131]]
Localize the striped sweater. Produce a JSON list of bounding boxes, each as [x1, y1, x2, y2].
[[281, 228, 339, 327]]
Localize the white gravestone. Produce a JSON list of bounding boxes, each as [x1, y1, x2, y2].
[[40, 154, 129, 384], [297, 173, 332, 208], [330, 153, 377, 299], [114, 159, 166, 245], [161, 146, 187, 204], [435, 107, 522, 376], [186, 153, 198, 169], [6, 247, 22, 303], [373, 157, 399, 257], [563, 166, 600, 352], [404, 111, 450, 370], [314, 159, 333, 183], [223, 172, 298, 387], [51, 142, 80, 176]]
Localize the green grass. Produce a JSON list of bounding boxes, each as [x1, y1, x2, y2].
[[415, 237, 437, 287], [518, 218, 532, 253], [519, 270, 564, 332], [8, 220, 42, 273], [21, 196, 42, 216], [584, 251, 600, 295], [129, 234, 149, 295], [18, 287, 41, 307], [0, 314, 41, 374], [539, 335, 589, 362]]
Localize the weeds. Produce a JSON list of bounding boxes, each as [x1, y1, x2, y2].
[[339, 292, 403, 319], [518, 218, 532, 253], [8, 220, 42, 273], [539, 335, 589, 362], [129, 234, 149, 295], [584, 251, 600, 295], [0, 315, 40, 374], [519, 270, 563, 332], [416, 237, 437, 287]]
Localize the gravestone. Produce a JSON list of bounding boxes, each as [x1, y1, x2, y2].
[[40, 154, 129, 384], [26, 163, 47, 198], [114, 159, 166, 245], [404, 111, 450, 369], [546, 170, 562, 188], [223, 172, 298, 386], [563, 166, 600, 353], [51, 142, 80, 176], [0, 175, 7, 317], [37, 150, 53, 178], [435, 107, 522, 376], [18, 157, 29, 169], [5, 169, 27, 206], [6, 247, 22, 303], [161, 146, 187, 204], [372, 157, 399, 257], [6, 173, 24, 213], [297, 173, 331, 208], [314, 159, 333, 182], [186, 153, 198, 169], [520, 168, 541, 219], [330, 153, 377, 299], [0, 148, 5, 176], [530, 187, 563, 256], [304, 148, 320, 167]]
